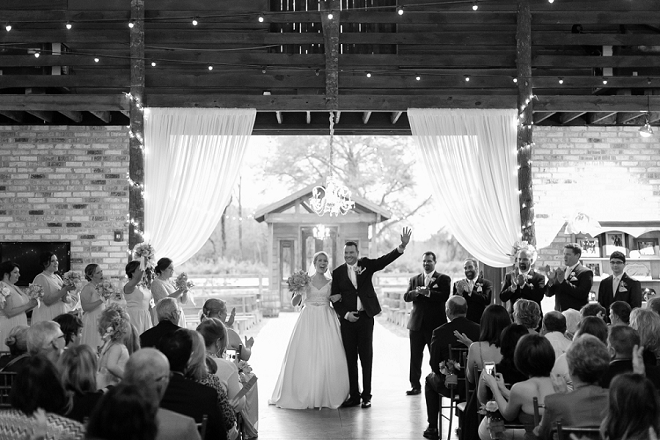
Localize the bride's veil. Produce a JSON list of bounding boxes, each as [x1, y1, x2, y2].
[[307, 250, 332, 282]]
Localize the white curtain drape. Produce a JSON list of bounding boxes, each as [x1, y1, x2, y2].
[[408, 108, 521, 267], [143, 108, 256, 265]]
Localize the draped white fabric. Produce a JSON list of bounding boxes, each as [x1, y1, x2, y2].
[[143, 108, 256, 265], [408, 108, 521, 267]]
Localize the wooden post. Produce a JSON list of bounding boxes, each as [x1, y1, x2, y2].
[[128, 0, 145, 251], [320, 0, 340, 113], [516, 0, 536, 245]]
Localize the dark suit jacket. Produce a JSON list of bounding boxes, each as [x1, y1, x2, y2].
[[403, 271, 451, 332], [597, 273, 642, 310], [538, 384, 608, 440], [500, 270, 546, 312], [547, 264, 593, 311], [332, 248, 403, 319], [140, 320, 180, 349], [452, 277, 493, 324], [599, 359, 633, 388], [160, 373, 226, 440]]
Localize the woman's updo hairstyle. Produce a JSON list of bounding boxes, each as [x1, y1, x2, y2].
[[5, 325, 29, 355], [125, 260, 141, 279], [201, 298, 226, 321], [84, 264, 99, 282], [196, 318, 228, 350], [155, 258, 173, 276], [39, 252, 56, 269], [0, 261, 19, 280], [98, 303, 131, 343]]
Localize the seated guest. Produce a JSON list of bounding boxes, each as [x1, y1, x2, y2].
[[630, 308, 660, 365], [184, 328, 237, 436], [201, 298, 253, 361], [0, 355, 84, 439], [512, 299, 542, 333], [647, 296, 660, 315], [477, 324, 530, 405], [600, 373, 660, 440], [599, 326, 639, 388], [87, 383, 158, 440], [580, 302, 606, 321], [466, 304, 511, 383], [26, 320, 66, 364], [552, 316, 608, 390], [536, 335, 610, 440], [140, 297, 181, 348], [562, 308, 581, 340], [597, 251, 642, 311], [123, 348, 201, 440], [97, 304, 131, 389], [480, 334, 556, 440], [609, 301, 631, 326], [53, 312, 84, 348], [0, 325, 29, 372], [59, 345, 105, 423], [423, 295, 480, 440], [158, 328, 227, 440], [541, 311, 571, 359]]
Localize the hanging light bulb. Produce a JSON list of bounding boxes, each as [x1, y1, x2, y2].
[[192, 17, 198, 26], [208, 65, 213, 70], [94, 57, 100, 63], [415, 74, 421, 81], [366, 71, 372, 78], [5, 23, 11, 32], [328, 13, 334, 19], [151, 61, 157, 67], [34, 52, 40, 58], [558, 77, 564, 84], [258, 15, 264, 22], [128, 20, 135, 28], [397, 6, 404, 15], [472, 2, 479, 11], [65, 21, 72, 30]]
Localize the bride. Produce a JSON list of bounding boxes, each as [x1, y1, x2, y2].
[[269, 251, 349, 409]]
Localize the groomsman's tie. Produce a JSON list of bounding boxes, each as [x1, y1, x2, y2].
[[348, 264, 363, 311], [613, 275, 621, 293], [424, 274, 432, 287]]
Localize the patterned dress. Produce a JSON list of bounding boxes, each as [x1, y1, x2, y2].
[[0, 408, 85, 440], [0, 281, 29, 351]]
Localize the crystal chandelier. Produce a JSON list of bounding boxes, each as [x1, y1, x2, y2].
[[310, 112, 355, 217]]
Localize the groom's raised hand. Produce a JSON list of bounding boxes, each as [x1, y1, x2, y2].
[[400, 227, 412, 248]]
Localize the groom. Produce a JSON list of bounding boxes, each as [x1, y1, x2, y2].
[[331, 227, 412, 408]]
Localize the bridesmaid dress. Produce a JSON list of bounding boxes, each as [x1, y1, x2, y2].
[[31, 273, 67, 323], [80, 282, 105, 353], [125, 284, 153, 334], [0, 281, 29, 351]]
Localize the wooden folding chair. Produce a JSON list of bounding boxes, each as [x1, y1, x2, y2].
[[503, 396, 542, 432], [555, 421, 600, 440], [0, 371, 16, 408], [441, 344, 469, 440], [197, 414, 208, 440]]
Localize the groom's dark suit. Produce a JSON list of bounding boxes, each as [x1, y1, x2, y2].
[[332, 248, 403, 402]]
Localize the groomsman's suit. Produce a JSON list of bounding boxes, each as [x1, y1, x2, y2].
[[452, 276, 493, 324], [332, 247, 403, 405], [597, 272, 642, 310], [547, 263, 593, 311], [500, 269, 546, 313], [403, 269, 451, 392]]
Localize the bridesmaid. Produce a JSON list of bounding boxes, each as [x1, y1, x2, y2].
[[79, 264, 106, 352], [0, 262, 38, 351], [123, 261, 153, 334], [30, 252, 77, 324], [150, 258, 188, 328]]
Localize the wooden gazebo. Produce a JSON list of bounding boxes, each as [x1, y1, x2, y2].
[[254, 182, 390, 314]]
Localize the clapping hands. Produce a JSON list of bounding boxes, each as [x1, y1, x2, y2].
[[244, 336, 255, 349]]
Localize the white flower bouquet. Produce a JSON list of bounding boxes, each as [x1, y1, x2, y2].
[[96, 279, 116, 302], [175, 272, 196, 305], [0, 286, 11, 309], [287, 270, 311, 298], [133, 243, 156, 270], [25, 283, 45, 306]]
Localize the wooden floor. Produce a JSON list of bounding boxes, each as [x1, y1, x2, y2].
[[249, 312, 459, 440]]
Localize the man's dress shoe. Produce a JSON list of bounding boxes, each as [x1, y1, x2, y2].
[[423, 427, 439, 440], [340, 397, 361, 408], [406, 388, 421, 395], [360, 399, 371, 408]]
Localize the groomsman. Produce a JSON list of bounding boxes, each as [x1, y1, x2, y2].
[[453, 259, 493, 324], [331, 227, 412, 409], [597, 251, 642, 311], [546, 243, 593, 311], [500, 249, 546, 313], [403, 252, 451, 396]]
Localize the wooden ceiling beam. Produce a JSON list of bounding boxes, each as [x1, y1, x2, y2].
[[320, 0, 339, 111], [588, 112, 618, 124], [0, 75, 128, 88], [617, 112, 646, 124], [391, 111, 403, 124], [559, 112, 586, 124], [275, 111, 283, 124], [534, 55, 660, 68], [535, 95, 660, 112], [533, 112, 555, 123], [306, 111, 311, 124], [532, 77, 660, 88], [26, 110, 54, 122], [533, 11, 660, 25], [362, 111, 372, 125], [0, 110, 24, 122], [90, 111, 112, 123], [0, 94, 128, 111], [59, 110, 83, 123], [533, 34, 660, 46]]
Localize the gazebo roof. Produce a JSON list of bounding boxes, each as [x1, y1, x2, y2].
[[254, 182, 391, 223]]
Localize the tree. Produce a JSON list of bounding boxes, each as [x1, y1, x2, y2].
[[260, 135, 433, 239]]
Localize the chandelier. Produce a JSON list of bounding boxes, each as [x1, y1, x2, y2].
[[310, 112, 355, 217]]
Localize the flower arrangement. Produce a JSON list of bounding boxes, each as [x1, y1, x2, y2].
[[287, 270, 311, 298], [0, 286, 11, 309], [25, 283, 44, 305], [484, 400, 505, 439], [133, 243, 156, 269], [96, 279, 116, 302], [439, 359, 461, 387], [62, 271, 83, 289], [175, 272, 196, 305], [237, 360, 255, 383], [100, 303, 129, 342]]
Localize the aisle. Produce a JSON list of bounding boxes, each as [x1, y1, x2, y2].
[[250, 312, 459, 440]]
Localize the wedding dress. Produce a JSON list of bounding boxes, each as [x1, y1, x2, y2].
[[269, 281, 349, 409]]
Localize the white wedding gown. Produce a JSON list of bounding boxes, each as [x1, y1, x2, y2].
[[269, 281, 350, 409]]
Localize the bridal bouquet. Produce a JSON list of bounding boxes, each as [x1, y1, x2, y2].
[[62, 271, 83, 289], [133, 243, 156, 270], [96, 279, 116, 302], [25, 283, 45, 306], [287, 270, 311, 298], [237, 360, 255, 383], [175, 272, 196, 305], [0, 286, 10, 309]]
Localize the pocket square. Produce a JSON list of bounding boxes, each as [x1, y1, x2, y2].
[[569, 277, 578, 282], [619, 286, 628, 292]]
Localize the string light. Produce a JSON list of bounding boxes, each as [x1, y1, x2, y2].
[[151, 61, 156, 67], [472, 2, 479, 11], [558, 77, 564, 84], [602, 78, 608, 85], [548, 0, 554, 3], [192, 17, 198, 26], [327, 13, 334, 19], [397, 6, 404, 15], [513, 77, 518, 83], [128, 20, 135, 28], [258, 15, 264, 23], [94, 56, 100, 63], [5, 23, 11, 32], [464, 75, 470, 82], [366, 71, 372, 78], [34, 52, 40, 58], [65, 21, 72, 30], [415, 74, 421, 81], [208, 65, 213, 70]]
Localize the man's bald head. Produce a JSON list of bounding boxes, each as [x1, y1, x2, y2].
[[124, 348, 170, 400], [446, 295, 468, 321]]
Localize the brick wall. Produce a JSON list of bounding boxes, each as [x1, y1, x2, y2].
[[0, 126, 129, 278], [532, 126, 660, 268]]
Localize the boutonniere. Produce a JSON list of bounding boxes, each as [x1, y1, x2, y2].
[[619, 281, 628, 292], [476, 282, 483, 292], [570, 272, 576, 278], [431, 277, 436, 283], [354, 266, 366, 275]]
